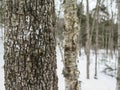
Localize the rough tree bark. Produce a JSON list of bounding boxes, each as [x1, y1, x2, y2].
[[62, 0, 80, 90], [4, 0, 58, 90], [117, 0, 120, 90]]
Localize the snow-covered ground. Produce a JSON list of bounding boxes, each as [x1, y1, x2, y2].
[[0, 38, 5, 90], [0, 37, 117, 90], [78, 49, 117, 90], [56, 46, 117, 90]]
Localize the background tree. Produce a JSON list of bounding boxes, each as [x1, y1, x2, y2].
[[4, 0, 58, 90], [85, 0, 91, 79], [0, 0, 4, 24], [117, 0, 120, 89], [94, 0, 100, 79], [77, 0, 83, 56], [0, 0, 4, 40]]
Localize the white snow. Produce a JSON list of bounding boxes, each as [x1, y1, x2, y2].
[[78, 50, 117, 90], [0, 38, 117, 90], [0, 38, 5, 90], [57, 47, 117, 90]]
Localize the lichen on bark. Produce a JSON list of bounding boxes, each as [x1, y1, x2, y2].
[[62, 0, 80, 90]]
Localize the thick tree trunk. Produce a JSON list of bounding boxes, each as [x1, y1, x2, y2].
[[117, 0, 120, 90], [4, 0, 58, 90], [62, 0, 80, 90]]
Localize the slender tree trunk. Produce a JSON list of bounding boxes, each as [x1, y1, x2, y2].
[[102, 21, 105, 49], [105, 29, 108, 55], [62, 0, 80, 90], [85, 0, 90, 79], [102, 23, 105, 49], [0, 0, 4, 40], [4, 0, 58, 90], [94, 0, 99, 79], [77, 0, 83, 56], [90, 0, 101, 48], [117, 0, 120, 90], [79, 1, 83, 56], [109, 12, 114, 58]]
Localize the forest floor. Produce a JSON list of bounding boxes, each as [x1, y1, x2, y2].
[[56, 46, 117, 90], [0, 38, 117, 90]]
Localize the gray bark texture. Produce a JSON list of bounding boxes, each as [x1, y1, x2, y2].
[[4, 0, 58, 90], [85, 0, 90, 79], [62, 0, 80, 90], [117, 0, 120, 90]]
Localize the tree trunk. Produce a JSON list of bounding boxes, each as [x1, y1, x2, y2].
[[102, 23, 105, 49], [62, 0, 80, 90], [85, 0, 90, 79], [94, 0, 100, 79], [109, 12, 114, 58], [4, 0, 58, 90], [77, 0, 83, 56], [117, 0, 120, 90]]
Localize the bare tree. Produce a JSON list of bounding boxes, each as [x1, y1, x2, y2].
[[117, 0, 120, 89], [85, 0, 90, 79], [94, 0, 100, 79], [77, 0, 83, 56]]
